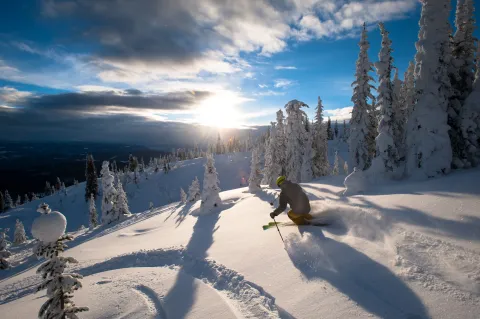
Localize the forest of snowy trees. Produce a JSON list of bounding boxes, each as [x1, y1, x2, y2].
[[349, 0, 480, 182]]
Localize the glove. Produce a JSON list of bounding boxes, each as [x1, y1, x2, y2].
[[270, 212, 278, 219]]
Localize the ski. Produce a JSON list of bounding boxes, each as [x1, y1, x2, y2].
[[262, 221, 329, 230]]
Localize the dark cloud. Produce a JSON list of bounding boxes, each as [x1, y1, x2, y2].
[[41, 0, 301, 69], [22, 90, 211, 112], [0, 106, 263, 146], [0, 88, 214, 144]]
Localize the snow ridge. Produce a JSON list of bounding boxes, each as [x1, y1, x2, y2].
[[78, 247, 284, 318]]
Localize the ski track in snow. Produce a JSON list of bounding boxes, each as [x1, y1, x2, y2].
[[76, 247, 283, 318], [0, 247, 284, 318], [394, 229, 480, 305], [132, 284, 168, 319]]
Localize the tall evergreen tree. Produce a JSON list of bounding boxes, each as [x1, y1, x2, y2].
[[4, 190, 12, 211], [461, 44, 480, 166], [85, 154, 98, 202], [201, 154, 221, 208], [275, 110, 287, 175], [332, 150, 340, 175], [312, 97, 330, 177], [285, 100, 308, 183], [14, 219, 27, 244], [115, 180, 131, 220], [0, 228, 11, 269], [301, 120, 314, 182], [188, 177, 201, 202], [180, 188, 187, 203], [248, 147, 262, 192], [403, 61, 416, 120], [100, 161, 117, 224], [373, 22, 398, 174], [35, 234, 88, 318], [334, 120, 339, 138], [448, 0, 477, 168], [349, 23, 376, 172], [45, 181, 52, 196], [393, 67, 406, 160], [262, 122, 281, 187], [406, 0, 453, 178], [326, 117, 333, 140], [88, 193, 98, 230]]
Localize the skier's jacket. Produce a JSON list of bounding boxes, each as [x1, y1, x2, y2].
[[272, 180, 311, 215]]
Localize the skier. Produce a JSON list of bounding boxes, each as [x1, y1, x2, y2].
[[270, 176, 312, 225]]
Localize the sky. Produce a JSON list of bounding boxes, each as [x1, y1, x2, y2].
[[0, 0, 479, 146]]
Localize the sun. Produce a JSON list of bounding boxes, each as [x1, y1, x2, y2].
[[196, 91, 244, 128]]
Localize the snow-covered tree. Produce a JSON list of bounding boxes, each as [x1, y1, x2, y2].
[[85, 154, 98, 202], [24, 194, 30, 204], [45, 181, 52, 196], [275, 110, 287, 175], [374, 22, 399, 174], [73, 179, 78, 186], [15, 195, 21, 207], [406, 0, 453, 178], [14, 219, 27, 244], [285, 100, 309, 183], [343, 160, 349, 175], [263, 122, 281, 187], [301, 122, 314, 182], [180, 187, 187, 203], [115, 179, 131, 220], [201, 154, 221, 208], [100, 161, 117, 224], [188, 177, 201, 202], [393, 67, 406, 160], [88, 193, 98, 229], [35, 234, 88, 318], [60, 182, 67, 196], [326, 117, 333, 140], [32, 193, 38, 201], [460, 44, 480, 166], [0, 228, 11, 269], [248, 147, 262, 192], [332, 151, 339, 175], [334, 120, 339, 138], [448, 0, 477, 168], [349, 23, 376, 172], [55, 177, 61, 191], [312, 97, 330, 177], [4, 190, 12, 210], [403, 61, 416, 120]]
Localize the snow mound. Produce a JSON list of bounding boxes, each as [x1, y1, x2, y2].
[[78, 247, 284, 318], [31, 211, 66, 243]]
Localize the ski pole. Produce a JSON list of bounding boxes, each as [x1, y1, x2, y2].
[[270, 193, 278, 206], [272, 217, 284, 243]]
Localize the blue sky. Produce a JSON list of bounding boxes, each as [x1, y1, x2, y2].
[[0, 0, 479, 144]]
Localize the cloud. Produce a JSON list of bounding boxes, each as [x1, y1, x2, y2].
[[274, 79, 296, 88], [0, 87, 33, 104], [39, 0, 419, 84], [274, 65, 297, 70], [324, 106, 353, 121], [253, 90, 286, 96], [258, 84, 268, 88], [295, 0, 419, 40]]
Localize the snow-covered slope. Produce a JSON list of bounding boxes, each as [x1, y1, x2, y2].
[[1, 159, 479, 318], [0, 152, 252, 234]]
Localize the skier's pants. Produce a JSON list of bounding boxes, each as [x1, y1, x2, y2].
[[287, 210, 313, 225]]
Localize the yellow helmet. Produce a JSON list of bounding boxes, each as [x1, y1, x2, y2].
[[276, 176, 286, 187]]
